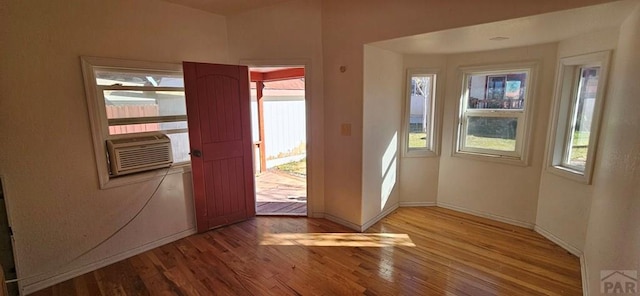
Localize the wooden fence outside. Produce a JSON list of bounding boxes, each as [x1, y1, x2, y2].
[[106, 105, 160, 135]]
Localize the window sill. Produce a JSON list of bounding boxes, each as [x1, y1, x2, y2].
[[546, 165, 591, 184], [100, 162, 191, 190], [453, 150, 528, 166]]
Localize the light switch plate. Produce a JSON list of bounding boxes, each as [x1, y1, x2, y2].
[[340, 123, 351, 136]]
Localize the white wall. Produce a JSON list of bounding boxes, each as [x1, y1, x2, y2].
[[437, 43, 558, 227], [583, 4, 640, 294], [362, 46, 403, 228], [535, 28, 619, 254], [226, 0, 326, 218], [1, 0, 633, 292], [400, 54, 448, 206], [321, 0, 617, 228], [0, 0, 228, 293]]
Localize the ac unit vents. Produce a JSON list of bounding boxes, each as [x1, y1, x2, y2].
[[106, 134, 173, 176]]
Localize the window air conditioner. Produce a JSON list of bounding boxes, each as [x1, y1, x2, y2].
[[106, 134, 173, 176]]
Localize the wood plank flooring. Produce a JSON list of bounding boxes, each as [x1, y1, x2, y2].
[[256, 202, 306, 215], [255, 171, 306, 203], [255, 171, 307, 216], [31, 207, 582, 295]]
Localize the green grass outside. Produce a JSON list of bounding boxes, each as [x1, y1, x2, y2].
[[465, 135, 516, 151], [408, 132, 427, 148], [463, 131, 589, 165], [399, 130, 589, 165], [568, 131, 590, 166], [273, 130, 590, 174], [275, 158, 307, 176], [410, 132, 516, 151], [572, 131, 590, 146]]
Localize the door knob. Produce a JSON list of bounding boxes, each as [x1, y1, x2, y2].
[[191, 150, 202, 157]]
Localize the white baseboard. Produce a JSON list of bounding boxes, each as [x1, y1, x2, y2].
[[322, 201, 436, 232], [399, 201, 436, 207], [323, 213, 362, 232], [534, 225, 589, 295], [19, 205, 591, 294], [309, 212, 324, 219], [437, 202, 535, 229], [580, 254, 589, 296], [533, 225, 582, 257], [22, 228, 197, 295], [361, 203, 399, 231]]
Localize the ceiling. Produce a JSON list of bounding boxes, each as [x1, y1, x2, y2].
[[370, 0, 638, 55], [162, 0, 291, 15], [159, 0, 637, 50]]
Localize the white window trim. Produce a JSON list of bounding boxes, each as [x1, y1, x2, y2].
[[402, 68, 442, 158], [545, 51, 611, 184], [453, 61, 538, 166], [81, 56, 190, 189]]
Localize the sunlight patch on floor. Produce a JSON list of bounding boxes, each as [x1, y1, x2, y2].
[[260, 233, 416, 247]]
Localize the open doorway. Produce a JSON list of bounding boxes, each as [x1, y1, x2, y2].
[[249, 67, 307, 216]]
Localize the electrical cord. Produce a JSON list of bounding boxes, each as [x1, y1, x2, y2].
[[4, 165, 173, 284]]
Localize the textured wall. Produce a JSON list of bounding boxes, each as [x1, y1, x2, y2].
[[535, 27, 620, 254], [362, 46, 403, 226], [583, 4, 640, 294], [0, 0, 228, 292], [320, 0, 618, 227], [435, 43, 557, 226], [226, 0, 326, 217]]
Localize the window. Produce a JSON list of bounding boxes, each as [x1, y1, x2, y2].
[[403, 69, 438, 157], [81, 57, 190, 188], [455, 63, 536, 164], [547, 51, 610, 183]]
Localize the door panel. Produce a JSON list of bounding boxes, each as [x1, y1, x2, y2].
[[184, 62, 255, 232]]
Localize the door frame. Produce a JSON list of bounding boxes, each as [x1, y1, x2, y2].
[[242, 59, 313, 217]]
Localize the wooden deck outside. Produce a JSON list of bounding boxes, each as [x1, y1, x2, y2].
[[256, 202, 306, 215], [32, 207, 582, 295], [255, 171, 306, 216]]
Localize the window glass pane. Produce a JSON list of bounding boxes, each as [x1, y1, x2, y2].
[[108, 121, 187, 135], [465, 117, 517, 151], [467, 72, 527, 110], [408, 75, 433, 149], [564, 66, 600, 170], [104, 90, 186, 118], [166, 132, 191, 163], [95, 70, 184, 87]]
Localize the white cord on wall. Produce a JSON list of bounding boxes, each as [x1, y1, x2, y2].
[[4, 165, 173, 285]]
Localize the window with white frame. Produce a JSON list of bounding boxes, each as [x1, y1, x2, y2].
[[456, 63, 536, 163], [404, 70, 438, 156], [81, 57, 190, 188], [547, 51, 610, 183]]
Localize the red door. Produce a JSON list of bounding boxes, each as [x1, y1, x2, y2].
[[183, 62, 256, 232]]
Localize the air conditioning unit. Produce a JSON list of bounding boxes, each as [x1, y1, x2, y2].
[[106, 134, 173, 176]]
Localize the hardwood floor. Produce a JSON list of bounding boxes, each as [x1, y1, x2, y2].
[[31, 207, 582, 295]]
